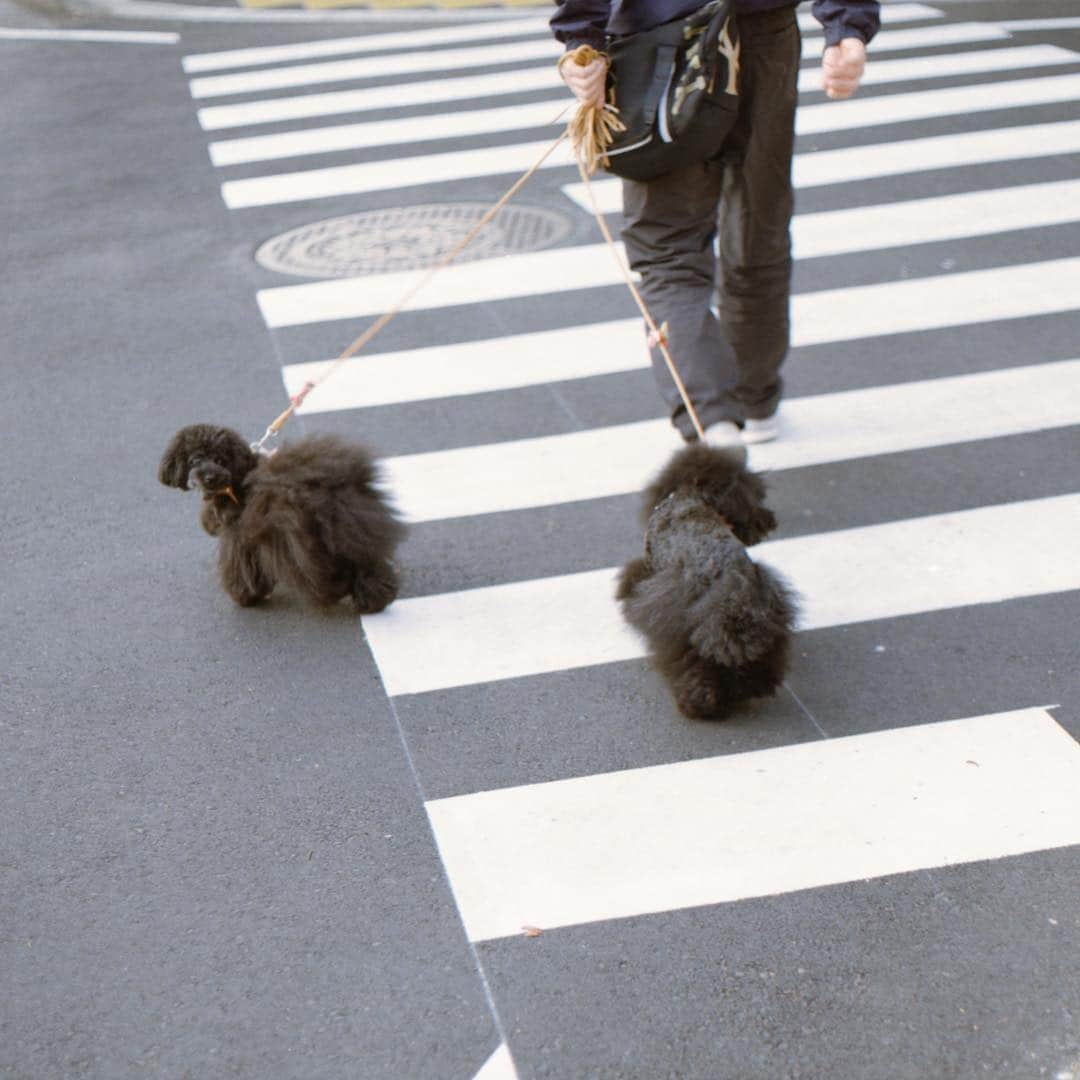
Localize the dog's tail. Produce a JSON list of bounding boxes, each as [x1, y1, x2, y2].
[[687, 559, 799, 668]]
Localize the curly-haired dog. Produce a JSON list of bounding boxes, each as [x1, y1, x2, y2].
[[616, 444, 798, 719], [158, 424, 406, 613]]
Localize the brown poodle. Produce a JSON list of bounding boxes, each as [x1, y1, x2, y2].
[[616, 444, 798, 719], [158, 424, 405, 613]]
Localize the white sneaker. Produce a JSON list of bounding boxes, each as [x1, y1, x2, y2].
[[742, 415, 779, 444], [702, 420, 741, 445], [701, 421, 747, 456]]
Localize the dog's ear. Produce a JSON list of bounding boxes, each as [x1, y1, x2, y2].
[[158, 437, 190, 490], [732, 503, 777, 547]]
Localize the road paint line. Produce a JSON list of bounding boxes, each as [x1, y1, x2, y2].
[[209, 97, 566, 165], [799, 2, 942, 32], [272, 181, 1080, 341], [282, 223, 1080, 408], [840, 21, 1009, 57], [182, 16, 549, 71], [364, 495, 1080, 695], [196, 24, 1005, 131], [189, 36, 558, 97], [223, 135, 570, 208], [791, 177, 1080, 258], [796, 44, 1078, 94], [427, 709, 1080, 941], [197, 65, 561, 130], [209, 46, 1077, 165], [797, 71, 1080, 135], [0, 27, 178, 43], [222, 75, 1080, 207], [260, 232, 1079, 329], [285, 319, 646, 411], [563, 118, 1080, 215], [1000, 18, 1080, 32], [84, 0, 542, 21], [258, 236, 607, 327], [377, 359, 1080, 522], [473, 1043, 518, 1080]]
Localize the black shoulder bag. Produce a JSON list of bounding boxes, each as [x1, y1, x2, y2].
[[602, 0, 741, 182]]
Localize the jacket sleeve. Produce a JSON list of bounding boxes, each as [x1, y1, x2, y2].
[[550, 0, 610, 51], [810, 0, 881, 46]]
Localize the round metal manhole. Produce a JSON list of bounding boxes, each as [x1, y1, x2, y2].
[[255, 203, 574, 280]]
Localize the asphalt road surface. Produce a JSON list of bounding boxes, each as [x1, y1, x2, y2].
[[3, 0, 1079, 1077]]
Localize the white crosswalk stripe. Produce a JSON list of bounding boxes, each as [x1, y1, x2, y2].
[[194, 23, 1015, 133], [428, 709, 1080, 941], [363, 494, 1080, 696], [189, 37, 561, 99], [182, 6, 1080, 970], [220, 72, 1080, 207], [181, 16, 552, 73], [563, 118, 1080, 214], [262, 248, 1080, 333], [208, 45, 1075, 166], [379, 359, 1080, 522]]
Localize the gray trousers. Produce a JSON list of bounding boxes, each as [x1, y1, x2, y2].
[[620, 4, 801, 439]]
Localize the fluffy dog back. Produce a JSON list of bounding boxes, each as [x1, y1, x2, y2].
[[617, 444, 798, 719]]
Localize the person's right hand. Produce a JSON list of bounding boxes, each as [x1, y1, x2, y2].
[[559, 54, 608, 108]]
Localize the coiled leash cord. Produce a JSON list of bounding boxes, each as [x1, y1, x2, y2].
[[251, 67, 706, 454]]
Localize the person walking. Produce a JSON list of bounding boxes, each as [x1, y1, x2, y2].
[[553, 0, 881, 447]]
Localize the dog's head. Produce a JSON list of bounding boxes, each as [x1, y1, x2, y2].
[[643, 443, 776, 546], [158, 424, 259, 522]]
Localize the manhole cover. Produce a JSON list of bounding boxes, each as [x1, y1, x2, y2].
[[255, 203, 574, 279]]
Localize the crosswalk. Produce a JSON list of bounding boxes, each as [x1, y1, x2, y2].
[[182, 5, 1080, 1073]]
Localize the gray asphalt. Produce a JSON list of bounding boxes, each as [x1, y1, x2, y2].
[[3, 0, 1079, 1077]]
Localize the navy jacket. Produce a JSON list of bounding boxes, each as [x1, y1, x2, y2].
[[552, 0, 881, 50]]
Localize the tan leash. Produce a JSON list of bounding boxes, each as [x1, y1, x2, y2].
[[252, 78, 706, 451], [252, 111, 572, 453]]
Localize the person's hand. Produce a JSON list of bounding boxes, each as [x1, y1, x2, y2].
[[559, 53, 608, 108], [822, 37, 866, 99]]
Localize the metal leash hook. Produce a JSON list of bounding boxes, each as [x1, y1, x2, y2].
[[250, 380, 316, 455]]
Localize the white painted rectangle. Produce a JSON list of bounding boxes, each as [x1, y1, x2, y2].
[[792, 256, 1080, 348], [796, 72, 1080, 135], [427, 709, 1080, 941], [257, 235, 607, 328], [791, 178, 1080, 259], [189, 37, 559, 98], [837, 22, 1009, 58], [263, 238, 1079, 341], [284, 319, 647, 412], [210, 47, 1077, 167], [196, 24, 1006, 133], [182, 17, 551, 72], [799, 2, 942, 33], [363, 495, 1080, 695], [795, 44, 1078, 95], [222, 75, 1080, 208], [564, 119, 1080, 214], [0, 27, 178, 43], [379, 359, 1080, 522], [209, 98, 567, 166], [197, 66, 562, 131], [222, 136, 571, 209]]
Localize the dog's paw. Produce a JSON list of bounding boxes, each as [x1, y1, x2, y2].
[[351, 564, 399, 615]]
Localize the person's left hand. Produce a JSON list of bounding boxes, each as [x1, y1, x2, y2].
[[822, 37, 867, 99]]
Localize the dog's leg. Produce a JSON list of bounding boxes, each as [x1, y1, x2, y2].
[[615, 557, 651, 601], [351, 558, 399, 615], [219, 536, 272, 607]]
